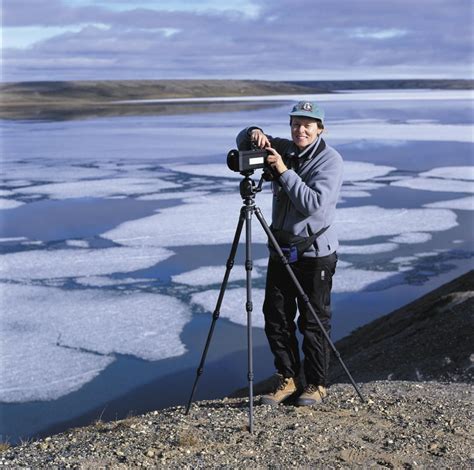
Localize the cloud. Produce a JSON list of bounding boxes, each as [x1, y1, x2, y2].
[[2, 0, 472, 81]]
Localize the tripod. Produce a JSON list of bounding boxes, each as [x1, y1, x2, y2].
[[185, 172, 364, 433]]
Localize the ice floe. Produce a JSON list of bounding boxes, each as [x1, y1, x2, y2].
[[191, 288, 266, 328], [391, 177, 473, 194], [423, 196, 474, 211], [172, 264, 264, 286], [420, 166, 474, 181], [162, 163, 244, 179], [0, 283, 191, 402], [333, 268, 397, 293], [1, 246, 174, 280], [103, 193, 273, 247], [390, 232, 433, 244], [343, 161, 396, 182], [0, 199, 25, 209], [17, 177, 181, 199], [336, 206, 457, 241], [338, 243, 398, 254]]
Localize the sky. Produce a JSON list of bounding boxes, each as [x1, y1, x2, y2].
[[1, 0, 473, 82]]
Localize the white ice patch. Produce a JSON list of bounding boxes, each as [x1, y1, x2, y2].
[[340, 189, 371, 198], [162, 163, 244, 179], [0, 190, 14, 197], [424, 196, 474, 211], [76, 276, 152, 287], [65, 239, 90, 248], [1, 246, 174, 280], [191, 288, 266, 328], [17, 177, 181, 199], [2, 164, 118, 182], [333, 268, 397, 293], [336, 206, 457, 241], [103, 193, 273, 247], [0, 283, 191, 402], [344, 161, 396, 182], [172, 263, 265, 286], [329, 121, 473, 143], [338, 243, 398, 254], [390, 232, 433, 244], [420, 166, 474, 181], [391, 177, 473, 194], [137, 191, 210, 201], [0, 199, 25, 209]]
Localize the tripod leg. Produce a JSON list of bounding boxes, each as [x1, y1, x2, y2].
[[185, 207, 246, 415], [244, 204, 254, 433], [253, 207, 365, 403]]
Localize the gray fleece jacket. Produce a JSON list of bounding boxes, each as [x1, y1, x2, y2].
[[236, 127, 344, 258]]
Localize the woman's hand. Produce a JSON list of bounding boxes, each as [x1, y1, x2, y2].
[[250, 129, 271, 149], [265, 147, 288, 175]]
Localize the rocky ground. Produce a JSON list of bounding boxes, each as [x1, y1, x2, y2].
[[1, 271, 472, 468], [1, 381, 472, 469]]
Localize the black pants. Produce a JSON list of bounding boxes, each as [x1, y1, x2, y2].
[[262, 253, 337, 387]]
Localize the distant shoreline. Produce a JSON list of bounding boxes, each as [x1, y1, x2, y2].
[[1, 78, 472, 121]]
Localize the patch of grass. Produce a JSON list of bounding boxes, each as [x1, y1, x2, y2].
[[0, 441, 11, 452], [177, 430, 200, 448]]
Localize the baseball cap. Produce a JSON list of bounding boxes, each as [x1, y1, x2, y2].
[[289, 101, 325, 122]]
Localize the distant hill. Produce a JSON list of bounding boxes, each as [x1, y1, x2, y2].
[[1, 79, 472, 120]]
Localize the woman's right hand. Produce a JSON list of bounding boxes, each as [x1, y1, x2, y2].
[[250, 129, 271, 149]]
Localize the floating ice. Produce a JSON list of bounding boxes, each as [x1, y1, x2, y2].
[[339, 243, 398, 254], [137, 191, 209, 201], [2, 164, 118, 182], [0, 283, 191, 402], [329, 121, 473, 143], [0, 199, 25, 209], [76, 276, 152, 287], [391, 177, 473, 193], [1, 246, 174, 280], [0, 190, 15, 197], [162, 163, 244, 179], [344, 161, 396, 182], [333, 268, 397, 293], [17, 177, 181, 199], [191, 288, 266, 328], [340, 189, 371, 198], [0, 237, 28, 243], [65, 240, 90, 248], [424, 196, 474, 211], [390, 232, 433, 244], [336, 206, 457, 241], [172, 264, 263, 286], [103, 193, 273, 247], [420, 166, 474, 181]]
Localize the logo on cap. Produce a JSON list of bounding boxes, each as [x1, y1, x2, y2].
[[301, 102, 313, 111]]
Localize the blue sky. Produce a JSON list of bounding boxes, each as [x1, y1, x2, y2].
[[2, 0, 473, 82]]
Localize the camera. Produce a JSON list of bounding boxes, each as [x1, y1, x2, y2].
[[227, 148, 270, 173]]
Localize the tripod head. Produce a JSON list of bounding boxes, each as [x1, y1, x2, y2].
[[239, 171, 264, 201]]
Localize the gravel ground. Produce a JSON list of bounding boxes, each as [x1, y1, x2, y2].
[[1, 381, 472, 469]]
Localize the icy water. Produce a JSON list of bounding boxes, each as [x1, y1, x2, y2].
[[1, 90, 473, 443]]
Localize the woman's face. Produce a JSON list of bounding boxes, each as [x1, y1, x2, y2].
[[290, 117, 322, 150]]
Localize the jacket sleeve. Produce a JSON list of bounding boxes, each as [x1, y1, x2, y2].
[[278, 152, 344, 217]]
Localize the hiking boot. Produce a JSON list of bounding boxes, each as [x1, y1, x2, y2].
[[296, 384, 327, 406], [260, 374, 298, 406]]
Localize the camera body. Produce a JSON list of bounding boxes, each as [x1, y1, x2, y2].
[[227, 148, 270, 173]]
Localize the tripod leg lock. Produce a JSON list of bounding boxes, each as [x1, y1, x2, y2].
[[226, 258, 235, 270], [245, 260, 253, 271], [246, 301, 253, 312]]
